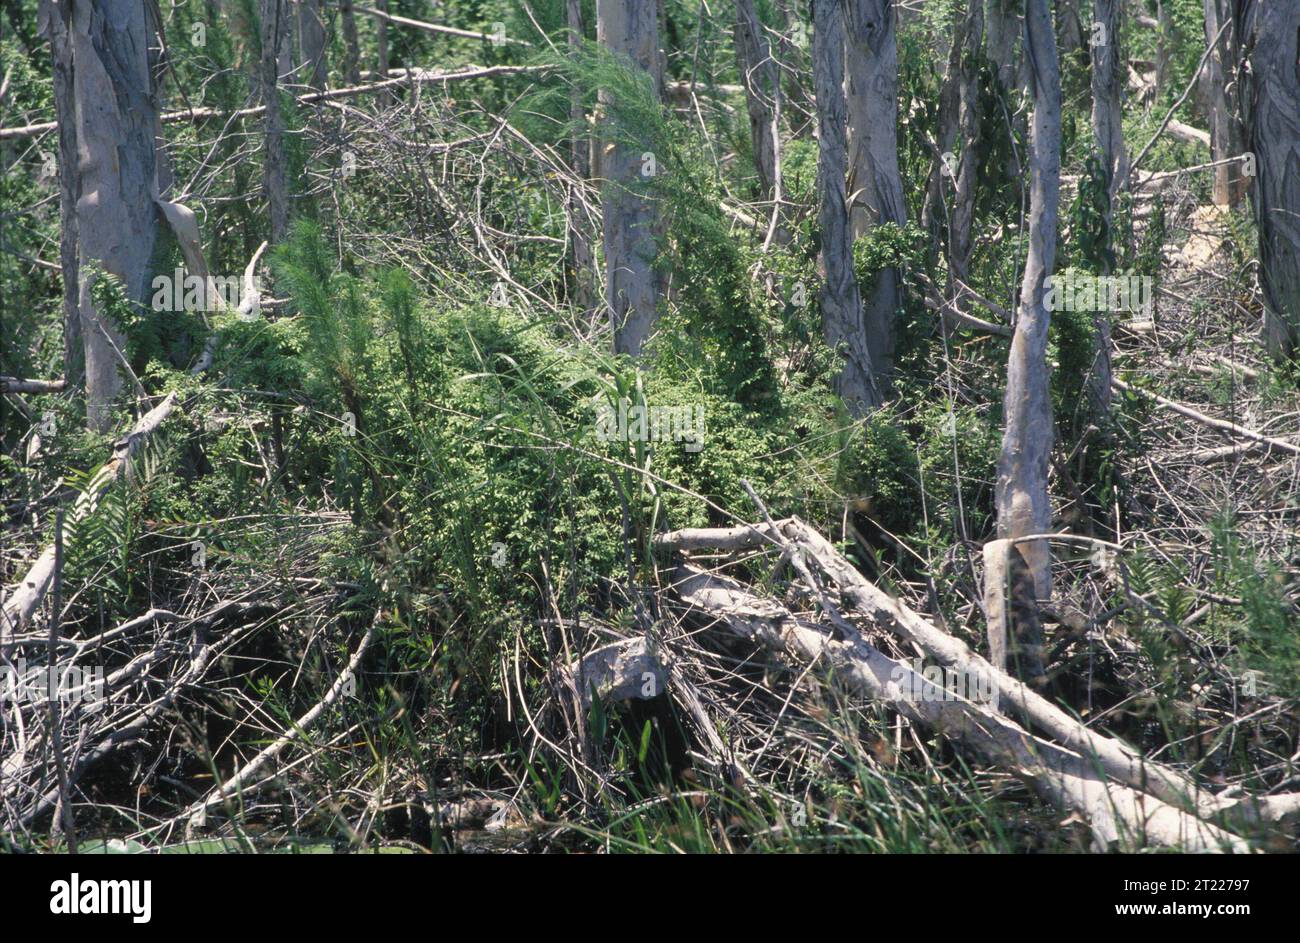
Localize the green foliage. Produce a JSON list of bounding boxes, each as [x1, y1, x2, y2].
[[1210, 511, 1300, 700], [1069, 155, 1117, 275]]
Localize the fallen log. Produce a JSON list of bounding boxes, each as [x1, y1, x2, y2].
[[656, 517, 1226, 820], [668, 563, 1248, 851]]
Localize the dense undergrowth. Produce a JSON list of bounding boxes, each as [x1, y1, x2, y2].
[[2, 0, 1297, 852]]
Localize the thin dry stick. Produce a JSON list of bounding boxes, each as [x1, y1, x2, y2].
[[182, 615, 379, 827], [46, 508, 77, 852], [1113, 377, 1300, 458]]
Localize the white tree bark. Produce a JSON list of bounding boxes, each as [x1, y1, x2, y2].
[[67, 0, 165, 431], [597, 0, 663, 357], [843, 0, 905, 378], [989, 0, 1060, 685], [1203, 0, 1248, 207], [735, 0, 778, 200], [813, 0, 879, 414]]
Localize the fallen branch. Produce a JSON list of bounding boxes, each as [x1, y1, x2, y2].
[[183, 614, 379, 828], [0, 66, 543, 141], [1113, 377, 1300, 458], [668, 562, 1247, 851], [1, 393, 178, 640], [656, 517, 1224, 819], [0, 377, 65, 394], [357, 6, 531, 46]]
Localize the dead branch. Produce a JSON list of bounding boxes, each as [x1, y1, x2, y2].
[[2, 393, 177, 640]]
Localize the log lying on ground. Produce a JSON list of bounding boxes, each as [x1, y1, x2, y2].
[[667, 562, 1247, 851], [1, 393, 177, 641], [656, 517, 1242, 823]]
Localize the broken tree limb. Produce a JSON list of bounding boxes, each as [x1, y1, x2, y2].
[[0, 65, 543, 141], [0, 376, 65, 394], [567, 637, 668, 712], [1113, 377, 1300, 459], [356, 6, 531, 46], [668, 563, 1248, 851], [655, 517, 1222, 819], [1, 393, 177, 641]]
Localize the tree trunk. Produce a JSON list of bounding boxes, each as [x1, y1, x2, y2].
[[843, 0, 904, 380], [1091, 0, 1127, 204], [920, 7, 963, 242], [1242, 1, 1300, 359], [813, 0, 879, 415], [1155, 1, 1175, 100], [296, 0, 327, 92], [260, 0, 290, 242], [66, 0, 164, 431], [735, 0, 778, 200], [596, 0, 662, 357], [1087, 0, 1127, 422], [375, 0, 389, 77], [950, 1, 984, 283], [568, 0, 595, 316], [38, 0, 82, 391], [340, 0, 361, 86], [985, 0, 1022, 96], [1203, 0, 1248, 207], [988, 0, 1060, 686], [1056, 0, 1084, 59]]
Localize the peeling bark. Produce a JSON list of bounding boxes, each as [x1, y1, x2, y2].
[[813, 0, 879, 414], [843, 0, 904, 379], [989, 0, 1060, 686], [67, 0, 164, 431]]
